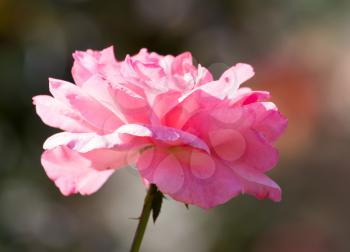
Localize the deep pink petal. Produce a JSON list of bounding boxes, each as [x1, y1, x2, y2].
[[233, 165, 281, 202], [209, 129, 246, 162], [137, 147, 241, 209], [248, 102, 288, 142], [237, 129, 279, 172], [176, 106, 278, 172], [230, 88, 271, 106]]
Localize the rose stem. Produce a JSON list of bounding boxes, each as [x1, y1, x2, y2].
[[129, 184, 158, 252]]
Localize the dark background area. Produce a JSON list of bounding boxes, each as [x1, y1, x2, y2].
[[1, 0, 350, 251]]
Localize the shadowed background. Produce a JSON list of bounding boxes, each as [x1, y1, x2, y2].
[[1, 0, 349, 251]]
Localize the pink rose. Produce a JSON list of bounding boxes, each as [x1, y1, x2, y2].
[[33, 46, 287, 209]]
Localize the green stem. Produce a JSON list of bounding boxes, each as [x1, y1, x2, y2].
[[129, 184, 158, 252]]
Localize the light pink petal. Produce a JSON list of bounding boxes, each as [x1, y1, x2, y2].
[[85, 74, 150, 124], [171, 52, 194, 76], [233, 165, 281, 202], [43, 130, 146, 153], [151, 91, 182, 120], [219, 63, 254, 90], [79, 75, 128, 123], [33, 95, 94, 132], [179, 63, 254, 101], [48, 78, 123, 133], [195, 65, 213, 86], [137, 147, 241, 209], [119, 56, 170, 113], [131, 48, 162, 64], [120, 55, 140, 80], [81, 148, 133, 171], [72, 46, 117, 85], [159, 55, 175, 75], [111, 87, 151, 124], [41, 146, 115, 196], [164, 64, 254, 129], [116, 124, 210, 153], [133, 60, 165, 81], [43, 131, 142, 173]]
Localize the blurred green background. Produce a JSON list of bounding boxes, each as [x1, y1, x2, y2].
[[1, 0, 350, 251]]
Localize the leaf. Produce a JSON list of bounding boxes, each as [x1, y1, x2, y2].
[[151, 188, 163, 223]]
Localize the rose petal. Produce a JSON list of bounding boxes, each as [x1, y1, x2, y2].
[[233, 165, 281, 202], [49, 78, 123, 133], [72, 46, 117, 85], [238, 129, 279, 172], [33, 95, 94, 132], [137, 148, 241, 209], [116, 124, 210, 153], [41, 146, 115, 196]]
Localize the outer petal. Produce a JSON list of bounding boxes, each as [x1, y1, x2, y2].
[[137, 147, 241, 209], [41, 146, 115, 196], [233, 165, 281, 202], [116, 124, 210, 153], [219, 63, 254, 99], [226, 129, 279, 172], [49, 78, 123, 133], [43, 130, 145, 173], [175, 106, 279, 172], [33, 95, 94, 132], [43, 130, 146, 153]]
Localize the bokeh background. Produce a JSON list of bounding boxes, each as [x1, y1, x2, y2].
[[1, 0, 349, 251]]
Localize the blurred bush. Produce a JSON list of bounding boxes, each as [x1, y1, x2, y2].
[[1, 0, 349, 251]]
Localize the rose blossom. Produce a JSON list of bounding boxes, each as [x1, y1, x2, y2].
[[33, 46, 287, 209]]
